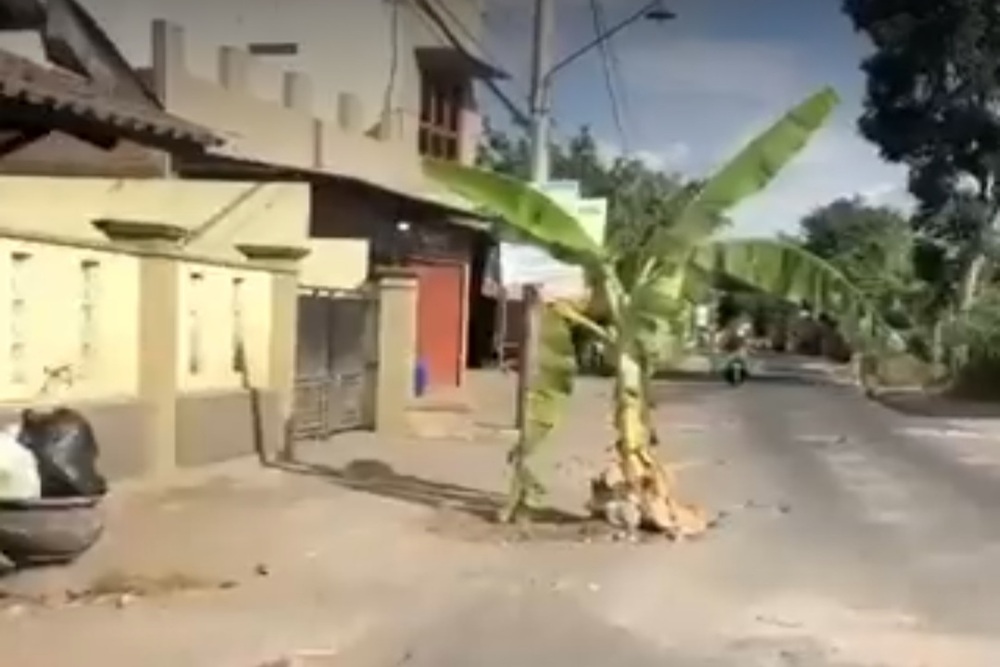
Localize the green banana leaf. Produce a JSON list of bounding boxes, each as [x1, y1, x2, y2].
[[668, 87, 840, 248], [628, 269, 687, 330], [423, 158, 604, 268], [504, 302, 578, 519], [525, 303, 578, 444], [693, 238, 896, 347]]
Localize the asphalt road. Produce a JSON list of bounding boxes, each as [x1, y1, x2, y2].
[[360, 358, 1000, 667], [9, 357, 997, 667]]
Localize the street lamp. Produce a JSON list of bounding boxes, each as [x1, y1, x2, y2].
[[529, 0, 676, 182], [546, 1, 675, 82]]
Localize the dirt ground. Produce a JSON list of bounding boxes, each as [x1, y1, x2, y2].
[[0, 371, 621, 667]]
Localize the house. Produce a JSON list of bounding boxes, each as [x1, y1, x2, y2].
[[0, 0, 510, 470], [0, 11, 316, 481], [66, 0, 505, 395]]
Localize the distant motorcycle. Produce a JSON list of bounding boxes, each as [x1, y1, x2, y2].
[[717, 326, 750, 387], [721, 355, 749, 386]]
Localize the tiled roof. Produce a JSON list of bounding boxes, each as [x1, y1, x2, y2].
[[0, 48, 220, 149]]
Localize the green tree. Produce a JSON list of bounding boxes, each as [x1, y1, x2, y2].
[[478, 123, 695, 253], [429, 88, 888, 536], [842, 0, 1000, 313], [799, 197, 914, 319]]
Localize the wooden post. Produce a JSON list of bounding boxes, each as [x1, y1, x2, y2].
[[496, 287, 508, 370], [516, 284, 542, 432]]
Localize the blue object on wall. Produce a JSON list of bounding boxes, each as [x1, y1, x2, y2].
[[414, 358, 428, 397]]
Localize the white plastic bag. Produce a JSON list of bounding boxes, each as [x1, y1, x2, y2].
[[0, 423, 41, 500]]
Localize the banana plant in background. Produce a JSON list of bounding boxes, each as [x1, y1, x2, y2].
[[425, 87, 892, 536]]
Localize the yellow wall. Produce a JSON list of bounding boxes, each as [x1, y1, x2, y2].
[[0, 238, 139, 403], [300, 239, 368, 291], [0, 176, 310, 262], [176, 261, 273, 392], [0, 175, 305, 402]]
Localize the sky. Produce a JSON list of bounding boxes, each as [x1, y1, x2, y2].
[[480, 0, 914, 237]]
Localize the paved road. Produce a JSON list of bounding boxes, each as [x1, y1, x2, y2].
[[7, 359, 1000, 666], [356, 359, 1000, 666]]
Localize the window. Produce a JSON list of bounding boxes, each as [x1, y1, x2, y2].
[[247, 42, 298, 56], [187, 272, 204, 375], [231, 277, 246, 373], [418, 77, 466, 160], [79, 260, 99, 377], [9, 252, 29, 384]]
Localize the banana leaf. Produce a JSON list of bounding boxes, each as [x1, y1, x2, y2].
[[525, 303, 578, 443], [693, 238, 897, 348], [667, 88, 840, 248], [504, 302, 577, 519], [627, 268, 687, 336], [423, 159, 604, 269]]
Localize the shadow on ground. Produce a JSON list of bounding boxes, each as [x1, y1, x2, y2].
[[273, 459, 611, 543], [873, 390, 1000, 419]]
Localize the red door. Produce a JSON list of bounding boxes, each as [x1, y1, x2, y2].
[[414, 262, 464, 389]]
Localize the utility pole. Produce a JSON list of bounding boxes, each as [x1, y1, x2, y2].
[[528, 0, 555, 183], [515, 0, 674, 432], [515, 0, 554, 433]]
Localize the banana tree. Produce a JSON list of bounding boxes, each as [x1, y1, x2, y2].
[[425, 87, 891, 537]]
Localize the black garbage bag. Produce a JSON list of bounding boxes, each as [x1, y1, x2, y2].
[[17, 408, 107, 498]]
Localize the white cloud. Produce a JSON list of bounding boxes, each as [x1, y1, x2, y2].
[[646, 142, 691, 168], [595, 138, 690, 171]]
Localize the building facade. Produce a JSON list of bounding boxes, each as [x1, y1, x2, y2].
[[0, 0, 502, 476], [0, 33, 310, 478], [63, 0, 499, 394]]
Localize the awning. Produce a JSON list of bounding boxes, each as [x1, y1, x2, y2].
[[0, 48, 220, 150], [415, 46, 508, 81]]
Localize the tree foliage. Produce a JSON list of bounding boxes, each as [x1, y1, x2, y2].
[[477, 124, 708, 254], [799, 197, 914, 311], [843, 0, 1000, 310]]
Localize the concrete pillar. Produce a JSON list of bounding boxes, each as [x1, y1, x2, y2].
[[236, 244, 309, 461], [151, 20, 186, 100], [93, 219, 186, 478], [282, 71, 313, 112], [219, 47, 250, 90], [374, 267, 418, 436], [458, 107, 482, 166], [337, 92, 364, 133]]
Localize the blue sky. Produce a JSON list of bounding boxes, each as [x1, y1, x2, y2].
[[481, 0, 914, 237]]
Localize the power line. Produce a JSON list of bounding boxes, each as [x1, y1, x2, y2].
[[382, 0, 402, 120], [588, 0, 630, 153], [598, 1, 635, 147]]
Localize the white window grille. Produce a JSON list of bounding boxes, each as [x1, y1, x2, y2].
[[9, 252, 29, 384], [79, 259, 99, 377], [231, 276, 246, 373], [188, 272, 204, 375]]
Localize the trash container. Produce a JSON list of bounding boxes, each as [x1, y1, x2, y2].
[[414, 358, 428, 397]]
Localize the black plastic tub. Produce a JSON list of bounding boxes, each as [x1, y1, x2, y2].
[[0, 496, 104, 567]]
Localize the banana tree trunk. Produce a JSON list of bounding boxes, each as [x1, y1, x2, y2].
[[612, 349, 650, 488], [636, 345, 659, 446], [595, 344, 708, 538]]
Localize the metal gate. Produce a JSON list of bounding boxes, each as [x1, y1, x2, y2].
[[292, 288, 378, 440]]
